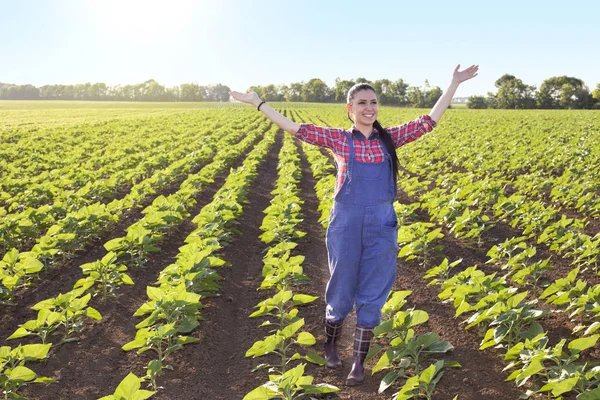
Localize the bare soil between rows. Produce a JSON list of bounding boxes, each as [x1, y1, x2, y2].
[[6, 131, 544, 399]]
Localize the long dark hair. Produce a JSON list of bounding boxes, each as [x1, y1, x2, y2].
[[346, 83, 399, 188]]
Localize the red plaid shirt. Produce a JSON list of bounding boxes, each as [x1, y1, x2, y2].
[[294, 115, 436, 195]]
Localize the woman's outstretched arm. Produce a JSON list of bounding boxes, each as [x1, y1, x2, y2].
[[429, 64, 479, 124], [230, 90, 301, 134]]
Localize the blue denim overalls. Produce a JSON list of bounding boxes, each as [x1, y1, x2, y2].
[[325, 131, 399, 328]]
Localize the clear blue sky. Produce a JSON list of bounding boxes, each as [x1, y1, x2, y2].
[[1, 0, 598, 97]]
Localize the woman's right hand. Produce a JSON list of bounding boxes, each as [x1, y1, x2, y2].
[[229, 90, 261, 107]]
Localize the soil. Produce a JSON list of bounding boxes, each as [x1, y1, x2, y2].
[[2, 130, 576, 400]]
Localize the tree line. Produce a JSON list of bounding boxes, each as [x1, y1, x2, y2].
[[467, 75, 600, 109], [1, 75, 598, 109], [0, 80, 231, 102], [0, 77, 443, 107]]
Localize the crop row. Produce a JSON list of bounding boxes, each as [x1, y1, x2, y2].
[[244, 131, 339, 399]]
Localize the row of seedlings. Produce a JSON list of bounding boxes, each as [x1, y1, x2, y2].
[[0, 111, 236, 208], [1, 121, 270, 398], [101, 125, 279, 397], [391, 172, 600, 398], [394, 164, 600, 340], [244, 132, 339, 399], [0, 116, 223, 255], [0, 115, 266, 304]]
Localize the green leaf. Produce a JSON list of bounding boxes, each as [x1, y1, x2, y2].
[[86, 307, 102, 320], [305, 351, 326, 366], [8, 327, 31, 340], [292, 294, 318, 305], [372, 350, 394, 374], [540, 377, 578, 396], [378, 371, 400, 393], [568, 334, 599, 354], [295, 331, 316, 346], [299, 383, 340, 394], [9, 366, 37, 381], [243, 384, 278, 400], [114, 372, 143, 398], [578, 387, 600, 400], [19, 344, 52, 360], [280, 318, 304, 339]]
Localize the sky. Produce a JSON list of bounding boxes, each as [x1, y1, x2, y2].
[[1, 0, 599, 97]]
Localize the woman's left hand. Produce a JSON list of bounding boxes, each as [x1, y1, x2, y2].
[[452, 64, 479, 85]]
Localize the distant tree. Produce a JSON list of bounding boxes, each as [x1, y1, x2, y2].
[[592, 84, 600, 109], [467, 95, 488, 109], [407, 80, 441, 108], [262, 84, 279, 101], [537, 76, 590, 109], [333, 78, 355, 103], [424, 85, 442, 108], [372, 79, 393, 105], [486, 92, 497, 109], [355, 77, 372, 85], [302, 78, 330, 102], [179, 83, 204, 101], [166, 86, 180, 102], [276, 84, 289, 101], [88, 83, 108, 100], [495, 74, 517, 88], [138, 80, 166, 101], [285, 82, 303, 102], [494, 75, 536, 109], [389, 79, 409, 106], [1, 84, 40, 100], [206, 83, 231, 102], [407, 86, 425, 108], [592, 83, 600, 100]]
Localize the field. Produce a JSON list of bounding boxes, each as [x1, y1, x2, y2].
[[1, 101, 599, 400]]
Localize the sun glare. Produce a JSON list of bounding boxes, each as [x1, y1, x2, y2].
[[90, 0, 196, 39]]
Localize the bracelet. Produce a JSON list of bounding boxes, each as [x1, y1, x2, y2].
[[257, 101, 266, 111]]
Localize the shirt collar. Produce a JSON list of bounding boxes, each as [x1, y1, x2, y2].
[[350, 125, 379, 141]]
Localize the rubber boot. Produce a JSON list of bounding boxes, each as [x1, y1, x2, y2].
[[324, 319, 343, 369], [346, 325, 374, 386]]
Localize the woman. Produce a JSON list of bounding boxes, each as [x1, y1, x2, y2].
[[230, 64, 478, 386]]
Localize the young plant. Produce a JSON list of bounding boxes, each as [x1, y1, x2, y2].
[[8, 309, 62, 344], [243, 363, 339, 400], [397, 222, 444, 268], [122, 323, 199, 390], [74, 251, 134, 300], [27, 287, 102, 341], [98, 372, 155, 400], [247, 291, 322, 373], [0, 249, 43, 303], [104, 224, 160, 268], [0, 344, 55, 399]]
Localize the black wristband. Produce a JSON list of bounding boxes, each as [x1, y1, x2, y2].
[[257, 101, 266, 111]]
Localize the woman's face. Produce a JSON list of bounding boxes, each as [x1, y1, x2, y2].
[[347, 89, 378, 127]]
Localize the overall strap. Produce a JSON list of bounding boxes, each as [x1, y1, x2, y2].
[[344, 131, 355, 195]]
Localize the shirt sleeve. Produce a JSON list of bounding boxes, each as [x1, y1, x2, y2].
[[293, 123, 344, 150], [386, 115, 437, 148]]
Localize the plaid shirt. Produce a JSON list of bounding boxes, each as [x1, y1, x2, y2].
[[294, 115, 436, 195]]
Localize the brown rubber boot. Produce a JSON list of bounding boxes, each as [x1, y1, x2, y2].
[[346, 325, 374, 386], [324, 320, 343, 369]]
